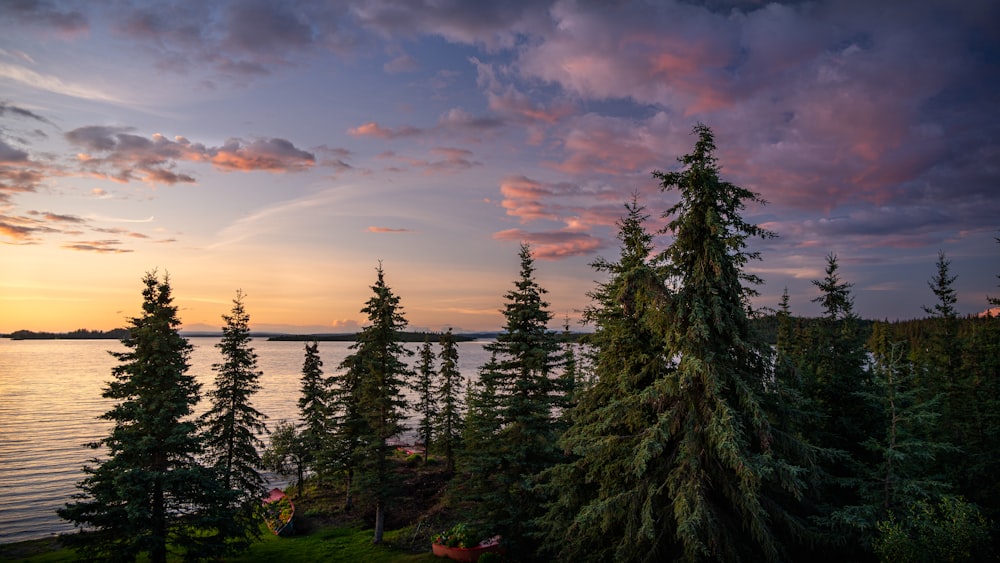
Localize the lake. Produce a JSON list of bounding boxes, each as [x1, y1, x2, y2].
[[0, 337, 495, 544]]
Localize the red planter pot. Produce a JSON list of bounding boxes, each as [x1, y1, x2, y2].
[[431, 541, 504, 562]]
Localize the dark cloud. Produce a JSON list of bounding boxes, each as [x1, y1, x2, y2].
[[1, 0, 88, 35], [0, 101, 56, 126], [0, 138, 30, 164], [110, 0, 358, 78], [354, 0, 555, 50]]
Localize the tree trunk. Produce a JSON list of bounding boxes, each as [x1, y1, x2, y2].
[[373, 500, 385, 544]]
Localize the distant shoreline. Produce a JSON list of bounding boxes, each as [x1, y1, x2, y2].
[[0, 329, 498, 342]]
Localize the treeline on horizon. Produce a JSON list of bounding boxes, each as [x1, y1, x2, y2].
[[54, 126, 1000, 563]]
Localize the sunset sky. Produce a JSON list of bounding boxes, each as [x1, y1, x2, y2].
[[2, 0, 998, 334]]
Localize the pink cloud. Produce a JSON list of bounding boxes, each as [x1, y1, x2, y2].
[[493, 228, 604, 260], [65, 127, 315, 184]]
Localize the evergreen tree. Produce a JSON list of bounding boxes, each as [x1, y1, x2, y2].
[[916, 252, 963, 479], [435, 329, 463, 473], [297, 341, 332, 481], [794, 253, 878, 551], [339, 264, 413, 543], [466, 243, 562, 557], [638, 124, 808, 561], [58, 272, 236, 562], [835, 323, 954, 541], [415, 338, 437, 462], [330, 340, 365, 511], [199, 290, 268, 550], [535, 198, 674, 562]]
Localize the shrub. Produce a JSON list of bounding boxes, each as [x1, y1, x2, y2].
[[874, 496, 993, 563]]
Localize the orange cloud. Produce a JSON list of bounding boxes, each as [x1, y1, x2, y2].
[[367, 226, 412, 233], [209, 138, 315, 172], [347, 121, 422, 139]]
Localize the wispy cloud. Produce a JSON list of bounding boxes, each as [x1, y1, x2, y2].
[[367, 226, 412, 233], [62, 240, 133, 253], [0, 62, 120, 103]]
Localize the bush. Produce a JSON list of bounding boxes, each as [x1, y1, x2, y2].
[[874, 496, 994, 563], [432, 522, 480, 548]]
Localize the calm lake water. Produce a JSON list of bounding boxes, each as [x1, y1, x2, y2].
[[0, 337, 495, 544]]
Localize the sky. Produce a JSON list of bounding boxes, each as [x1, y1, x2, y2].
[[1, 0, 998, 334]]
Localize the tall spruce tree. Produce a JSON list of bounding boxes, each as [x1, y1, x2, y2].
[[916, 252, 963, 478], [415, 338, 437, 462], [793, 253, 878, 554], [536, 198, 674, 562], [435, 329, 463, 472], [464, 243, 562, 557], [298, 341, 332, 482], [839, 323, 954, 534], [58, 272, 235, 562], [338, 264, 413, 543], [199, 289, 268, 550], [635, 124, 808, 561]]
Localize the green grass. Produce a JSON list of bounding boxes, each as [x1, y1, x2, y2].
[[0, 527, 440, 563]]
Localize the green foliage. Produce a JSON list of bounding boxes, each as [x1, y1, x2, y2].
[[57, 272, 238, 563], [415, 338, 437, 463], [297, 340, 334, 482], [261, 495, 294, 533], [199, 290, 268, 550], [338, 264, 414, 543], [434, 329, 463, 472], [873, 497, 994, 563], [432, 522, 482, 548], [461, 243, 562, 557], [535, 197, 674, 562], [262, 420, 309, 497]]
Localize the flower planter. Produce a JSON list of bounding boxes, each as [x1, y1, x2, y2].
[[431, 539, 504, 562]]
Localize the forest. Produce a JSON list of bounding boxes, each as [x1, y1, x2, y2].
[[56, 126, 999, 563]]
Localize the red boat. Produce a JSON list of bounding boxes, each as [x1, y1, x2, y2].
[[262, 487, 295, 536]]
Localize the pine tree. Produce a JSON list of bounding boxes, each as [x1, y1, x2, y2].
[[435, 329, 463, 472], [535, 197, 674, 562], [636, 124, 808, 561], [58, 272, 235, 562], [338, 263, 413, 543], [415, 338, 437, 462], [199, 289, 268, 550], [466, 243, 562, 556]]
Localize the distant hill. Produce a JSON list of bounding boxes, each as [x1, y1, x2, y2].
[[266, 331, 485, 343], [5, 328, 129, 340]]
